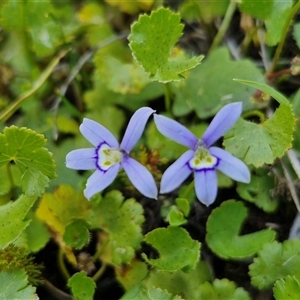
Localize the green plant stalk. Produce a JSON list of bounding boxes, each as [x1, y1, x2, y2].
[[181, 180, 194, 200], [269, 0, 300, 74], [0, 49, 69, 123], [58, 248, 71, 281], [92, 262, 107, 282], [242, 110, 266, 123], [209, 1, 237, 53], [55, 90, 83, 119]]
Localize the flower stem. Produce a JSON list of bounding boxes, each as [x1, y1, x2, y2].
[[58, 248, 71, 281], [268, 0, 300, 74], [181, 180, 195, 200], [209, 1, 237, 53], [92, 262, 107, 282], [242, 110, 266, 123]]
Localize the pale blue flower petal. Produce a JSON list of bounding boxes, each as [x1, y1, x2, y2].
[[120, 107, 155, 152], [66, 148, 96, 170], [84, 165, 119, 199], [154, 114, 198, 149], [194, 169, 218, 206], [122, 157, 158, 199], [210, 146, 251, 183], [160, 150, 194, 194], [202, 102, 242, 147], [80, 118, 119, 148]]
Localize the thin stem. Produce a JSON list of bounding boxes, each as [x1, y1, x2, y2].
[[268, 0, 300, 74], [162, 83, 171, 114], [281, 159, 300, 214], [181, 180, 194, 200], [242, 110, 266, 123], [287, 149, 300, 180], [209, 1, 237, 53], [0, 50, 68, 122], [55, 90, 83, 119], [58, 248, 71, 281], [43, 279, 73, 300], [92, 262, 107, 282]]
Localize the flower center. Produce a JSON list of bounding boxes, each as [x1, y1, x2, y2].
[[97, 143, 123, 171], [189, 143, 217, 170]]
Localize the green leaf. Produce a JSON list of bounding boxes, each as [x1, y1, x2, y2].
[[0, 126, 56, 197], [249, 239, 300, 289], [233, 79, 289, 105], [95, 54, 152, 94], [21, 213, 51, 253], [0, 194, 36, 248], [0, 0, 63, 57], [36, 185, 90, 236], [87, 191, 145, 265], [142, 226, 200, 272], [167, 206, 187, 226], [116, 259, 148, 291], [125, 286, 183, 300], [198, 278, 250, 300], [172, 48, 264, 118], [0, 269, 37, 300], [67, 271, 96, 300], [206, 200, 276, 259], [265, 1, 293, 46], [63, 219, 90, 250], [237, 168, 279, 212], [239, 0, 274, 20], [36, 185, 90, 265], [145, 260, 212, 299], [180, 0, 230, 24], [293, 23, 300, 50], [175, 198, 190, 217], [224, 103, 295, 167], [273, 276, 300, 300], [128, 7, 204, 83]]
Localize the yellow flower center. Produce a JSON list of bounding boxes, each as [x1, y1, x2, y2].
[[189, 146, 217, 170], [98, 144, 123, 171]]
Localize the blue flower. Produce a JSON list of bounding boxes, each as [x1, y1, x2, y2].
[[66, 107, 158, 200], [154, 102, 250, 206]]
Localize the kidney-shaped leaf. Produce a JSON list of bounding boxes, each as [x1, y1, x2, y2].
[[142, 226, 200, 272], [206, 200, 276, 259]]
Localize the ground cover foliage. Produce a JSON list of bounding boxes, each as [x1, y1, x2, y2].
[[1, 0, 300, 299]]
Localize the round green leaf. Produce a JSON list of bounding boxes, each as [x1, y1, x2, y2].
[[167, 206, 187, 226], [273, 276, 300, 300], [237, 168, 279, 212], [0, 126, 56, 197], [63, 219, 90, 250], [0, 269, 37, 299], [224, 103, 295, 167], [128, 7, 203, 83], [142, 226, 200, 272], [206, 200, 276, 259], [198, 278, 250, 300], [67, 271, 96, 300], [249, 239, 300, 289]]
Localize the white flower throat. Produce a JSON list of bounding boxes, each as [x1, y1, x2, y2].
[[97, 143, 123, 171], [189, 141, 217, 170]]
